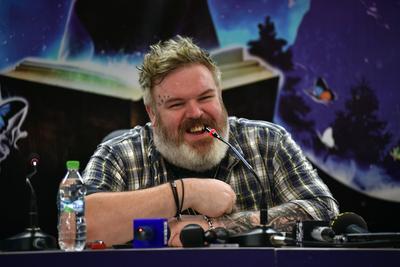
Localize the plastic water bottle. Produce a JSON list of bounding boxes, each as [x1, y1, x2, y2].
[[57, 160, 87, 251]]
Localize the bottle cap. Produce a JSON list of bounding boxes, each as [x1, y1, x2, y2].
[[66, 160, 80, 170]]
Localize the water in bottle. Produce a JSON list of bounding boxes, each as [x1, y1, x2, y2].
[[58, 160, 87, 251]]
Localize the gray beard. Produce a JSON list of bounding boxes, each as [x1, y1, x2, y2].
[[153, 123, 230, 172]]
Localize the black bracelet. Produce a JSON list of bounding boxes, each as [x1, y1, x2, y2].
[[169, 181, 181, 220], [179, 179, 185, 213]]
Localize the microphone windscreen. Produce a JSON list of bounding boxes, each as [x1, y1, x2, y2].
[[330, 212, 368, 234], [179, 224, 204, 247], [204, 227, 230, 244]]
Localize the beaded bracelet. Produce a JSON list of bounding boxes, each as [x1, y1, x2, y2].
[[203, 215, 215, 230]]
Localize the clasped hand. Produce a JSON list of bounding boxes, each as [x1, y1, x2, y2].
[[167, 179, 236, 247]]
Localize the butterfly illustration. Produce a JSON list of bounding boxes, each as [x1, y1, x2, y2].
[[0, 103, 11, 129], [0, 88, 29, 163]]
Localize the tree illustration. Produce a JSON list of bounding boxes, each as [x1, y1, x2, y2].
[[248, 16, 313, 135], [277, 76, 315, 133], [331, 78, 392, 166], [248, 16, 293, 71]]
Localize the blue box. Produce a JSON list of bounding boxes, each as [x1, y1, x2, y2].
[[133, 218, 169, 248]]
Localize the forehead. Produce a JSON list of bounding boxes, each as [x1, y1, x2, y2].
[[153, 64, 218, 97]]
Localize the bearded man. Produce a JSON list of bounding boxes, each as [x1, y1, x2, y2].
[[83, 36, 339, 247]]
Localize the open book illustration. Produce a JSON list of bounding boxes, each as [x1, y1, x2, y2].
[[3, 46, 278, 101]]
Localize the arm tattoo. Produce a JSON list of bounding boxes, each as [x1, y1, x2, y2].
[[217, 203, 313, 235], [218, 211, 260, 235], [267, 203, 313, 233]]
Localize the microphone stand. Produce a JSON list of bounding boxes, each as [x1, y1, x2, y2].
[[1, 157, 56, 251], [205, 127, 282, 247]]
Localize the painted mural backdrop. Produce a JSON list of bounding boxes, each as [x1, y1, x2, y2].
[[1, 0, 399, 203]]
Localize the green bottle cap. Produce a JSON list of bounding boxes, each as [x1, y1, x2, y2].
[[66, 160, 80, 170]]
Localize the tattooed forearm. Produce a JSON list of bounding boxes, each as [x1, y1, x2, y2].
[[216, 203, 313, 235], [217, 211, 260, 235], [267, 203, 313, 233]]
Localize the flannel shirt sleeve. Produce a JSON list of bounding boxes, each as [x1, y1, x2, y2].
[[272, 129, 339, 221], [82, 144, 127, 195]]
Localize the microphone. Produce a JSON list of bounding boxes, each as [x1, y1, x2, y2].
[[26, 153, 40, 229], [294, 220, 334, 245], [330, 212, 368, 234], [180, 223, 230, 247], [311, 226, 335, 242], [205, 226, 230, 244], [205, 127, 282, 247], [0, 153, 56, 251], [330, 212, 400, 246], [180, 224, 205, 247]]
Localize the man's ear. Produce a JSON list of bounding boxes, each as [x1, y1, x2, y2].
[[145, 104, 157, 127]]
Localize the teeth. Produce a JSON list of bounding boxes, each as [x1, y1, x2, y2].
[[189, 125, 205, 133]]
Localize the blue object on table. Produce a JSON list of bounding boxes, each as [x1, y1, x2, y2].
[[133, 218, 169, 248]]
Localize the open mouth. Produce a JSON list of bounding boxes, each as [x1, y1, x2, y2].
[[186, 125, 207, 134]]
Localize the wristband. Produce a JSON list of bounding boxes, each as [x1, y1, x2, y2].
[[169, 181, 181, 220], [179, 179, 185, 213]]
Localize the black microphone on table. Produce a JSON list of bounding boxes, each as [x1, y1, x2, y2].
[[265, 223, 335, 246], [0, 153, 56, 251], [204, 127, 282, 247], [288, 213, 367, 247], [330, 212, 368, 234], [180, 224, 230, 247], [311, 226, 335, 242], [27, 153, 40, 230], [331, 213, 400, 246], [280, 212, 400, 247], [291, 220, 335, 246], [330, 212, 371, 244]]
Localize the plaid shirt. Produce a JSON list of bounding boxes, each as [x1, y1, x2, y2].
[[83, 117, 339, 221]]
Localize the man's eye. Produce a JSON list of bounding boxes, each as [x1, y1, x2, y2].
[[199, 95, 213, 101], [169, 103, 183, 108]]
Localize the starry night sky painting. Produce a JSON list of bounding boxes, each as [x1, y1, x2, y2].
[[268, 0, 400, 202], [0, 0, 72, 71], [1, 0, 399, 202]]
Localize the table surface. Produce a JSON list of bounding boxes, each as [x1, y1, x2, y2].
[[1, 247, 400, 267]]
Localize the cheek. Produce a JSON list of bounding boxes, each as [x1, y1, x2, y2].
[[159, 111, 184, 130], [205, 101, 224, 119]]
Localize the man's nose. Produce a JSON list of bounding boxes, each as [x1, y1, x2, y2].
[[185, 101, 203, 118]]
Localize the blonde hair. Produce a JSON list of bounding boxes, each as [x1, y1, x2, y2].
[[138, 36, 221, 106]]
